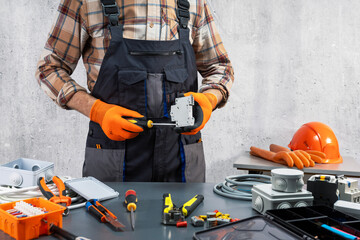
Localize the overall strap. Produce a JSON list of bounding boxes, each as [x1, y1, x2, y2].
[[101, 0, 120, 26], [176, 0, 190, 29]]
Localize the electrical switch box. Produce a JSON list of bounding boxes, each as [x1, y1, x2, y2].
[[338, 177, 360, 203], [0, 158, 54, 187], [252, 184, 313, 214]]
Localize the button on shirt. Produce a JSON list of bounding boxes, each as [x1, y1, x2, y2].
[[35, 0, 234, 108]]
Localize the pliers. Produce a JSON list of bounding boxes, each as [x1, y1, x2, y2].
[[38, 176, 72, 215]]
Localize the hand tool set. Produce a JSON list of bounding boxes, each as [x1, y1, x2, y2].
[[162, 193, 204, 227], [1, 154, 360, 240]]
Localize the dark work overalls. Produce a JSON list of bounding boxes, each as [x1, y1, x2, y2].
[[83, 0, 205, 182]]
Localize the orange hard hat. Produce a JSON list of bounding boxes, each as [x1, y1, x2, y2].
[[288, 122, 342, 164]]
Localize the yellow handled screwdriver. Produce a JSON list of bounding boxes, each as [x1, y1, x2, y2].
[[127, 118, 176, 129], [125, 190, 137, 231]]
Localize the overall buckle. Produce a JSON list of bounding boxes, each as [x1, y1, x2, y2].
[[101, 2, 120, 26]]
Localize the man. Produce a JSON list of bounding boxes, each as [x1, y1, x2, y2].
[[35, 0, 234, 182]]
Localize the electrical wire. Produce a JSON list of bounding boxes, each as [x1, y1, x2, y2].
[[213, 174, 271, 200], [0, 176, 89, 211], [0, 176, 72, 203]]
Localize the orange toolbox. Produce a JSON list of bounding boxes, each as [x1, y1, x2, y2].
[[0, 197, 65, 240]]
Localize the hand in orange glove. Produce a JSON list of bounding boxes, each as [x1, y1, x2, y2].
[[90, 100, 144, 141], [270, 144, 325, 164], [250, 146, 314, 169], [174, 92, 217, 135]]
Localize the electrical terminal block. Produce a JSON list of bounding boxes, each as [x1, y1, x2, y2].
[[199, 210, 235, 228], [198, 215, 207, 220], [215, 211, 222, 218], [338, 177, 360, 203], [191, 216, 204, 227], [206, 212, 216, 219], [206, 218, 230, 228], [14, 201, 46, 217]]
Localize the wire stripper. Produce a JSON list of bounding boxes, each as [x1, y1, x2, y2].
[[162, 193, 204, 227]]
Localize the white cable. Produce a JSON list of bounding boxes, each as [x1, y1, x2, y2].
[[0, 176, 73, 203], [68, 202, 86, 210], [213, 174, 271, 200], [0, 176, 88, 212]]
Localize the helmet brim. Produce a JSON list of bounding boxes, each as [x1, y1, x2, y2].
[[321, 156, 343, 164]]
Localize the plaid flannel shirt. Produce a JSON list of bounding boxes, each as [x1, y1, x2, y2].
[[35, 0, 234, 108]]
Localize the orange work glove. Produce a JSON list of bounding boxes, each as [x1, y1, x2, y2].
[[90, 100, 144, 141], [250, 146, 313, 169], [304, 150, 327, 163], [270, 144, 325, 164], [175, 92, 217, 135]]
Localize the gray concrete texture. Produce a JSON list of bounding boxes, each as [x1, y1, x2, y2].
[[1, 0, 359, 183]]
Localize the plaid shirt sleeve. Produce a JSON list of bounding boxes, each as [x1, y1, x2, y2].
[[193, 0, 234, 108], [35, 0, 234, 109], [35, 0, 88, 109]]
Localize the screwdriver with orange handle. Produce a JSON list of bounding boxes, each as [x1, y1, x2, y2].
[[125, 190, 137, 231], [86, 199, 125, 231]]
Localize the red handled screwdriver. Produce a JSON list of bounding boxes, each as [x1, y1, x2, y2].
[[125, 190, 137, 231]]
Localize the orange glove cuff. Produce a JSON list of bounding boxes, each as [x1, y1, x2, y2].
[[181, 92, 214, 135], [90, 99, 114, 125], [203, 93, 218, 110]]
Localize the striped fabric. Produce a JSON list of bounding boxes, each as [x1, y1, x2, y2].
[[35, 0, 234, 108]]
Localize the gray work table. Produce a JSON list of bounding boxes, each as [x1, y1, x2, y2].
[[0, 182, 257, 240], [234, 153, 360, 177]]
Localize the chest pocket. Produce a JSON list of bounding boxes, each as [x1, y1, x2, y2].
[[163, 67, 189, 115], [117, 67, 189, 118], [164, 66, 188, 93], [118, 70, 147, 115]]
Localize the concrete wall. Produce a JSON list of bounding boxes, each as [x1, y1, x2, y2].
[[1, 0, 359, 183]]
